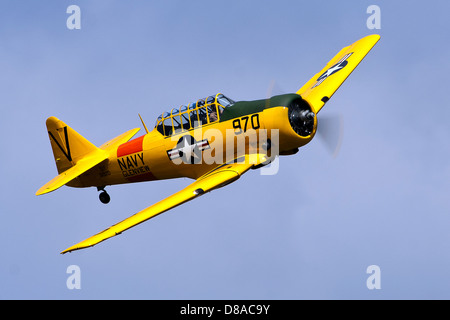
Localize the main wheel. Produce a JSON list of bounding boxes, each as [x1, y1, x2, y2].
[[99, 191, 110, 204]]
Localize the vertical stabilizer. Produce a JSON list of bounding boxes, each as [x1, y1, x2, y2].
[[46, 117, 99, 174]]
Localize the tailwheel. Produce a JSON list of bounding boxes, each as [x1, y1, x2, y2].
[[97, 187, 110, 204], [99, 191, 110, 204]]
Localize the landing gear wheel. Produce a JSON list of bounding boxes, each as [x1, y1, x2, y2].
[[99, 191, 110, 204]]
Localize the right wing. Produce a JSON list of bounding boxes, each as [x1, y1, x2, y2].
[[61, 154, 270, 254]]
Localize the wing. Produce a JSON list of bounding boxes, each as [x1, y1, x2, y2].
[[61, 154, 270, 254], [297, 34, 380, 113]]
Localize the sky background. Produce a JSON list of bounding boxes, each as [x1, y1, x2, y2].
[[1, 0, 449, 299]]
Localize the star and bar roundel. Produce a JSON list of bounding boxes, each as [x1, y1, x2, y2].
[[167, 135, 210, 164], [312, 52, 353, 89]]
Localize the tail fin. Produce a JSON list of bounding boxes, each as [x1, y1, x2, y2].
[[36, 117, 109, 196], [37, 118, 141, 196], [46, 117, 98, 174]]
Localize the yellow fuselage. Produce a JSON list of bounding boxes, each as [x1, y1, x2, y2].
[[70, 94, 317, 189]]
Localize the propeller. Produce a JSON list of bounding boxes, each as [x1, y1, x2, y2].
[[267, 80, 344, 158], [316, 113, 344, 158]]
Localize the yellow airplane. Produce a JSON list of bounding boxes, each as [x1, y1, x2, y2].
[[36, 35, 380, 254]]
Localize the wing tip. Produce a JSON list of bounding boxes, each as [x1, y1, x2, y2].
[[60, 244, 94, 254], [365, 33, 380, 40], [35, 187, 51, 196], [358, 34, 381, 47], [60, 245, 78, 254], [60, 232, 112, 254]]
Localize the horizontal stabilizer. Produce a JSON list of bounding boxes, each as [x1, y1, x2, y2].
[[36, 149, 108, 196], [99, 128, 140, 151]]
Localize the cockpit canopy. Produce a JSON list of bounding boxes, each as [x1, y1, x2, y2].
[[154, 93, 235, 136]]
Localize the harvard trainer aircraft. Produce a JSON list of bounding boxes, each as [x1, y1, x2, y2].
[[36, 35, 380, 254]]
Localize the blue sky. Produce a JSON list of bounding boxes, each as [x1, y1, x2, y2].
[[1, 0, 449, 299]]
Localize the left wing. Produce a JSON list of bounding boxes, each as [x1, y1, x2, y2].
[[61, 154, 269, 254], [297, 34, 380, 113]]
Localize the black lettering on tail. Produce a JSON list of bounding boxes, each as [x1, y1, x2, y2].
[[48, 126, 72, 162]]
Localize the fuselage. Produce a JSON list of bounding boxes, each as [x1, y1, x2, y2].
[[70, 93, 317, 188]]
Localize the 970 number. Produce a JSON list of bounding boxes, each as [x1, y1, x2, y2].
[[232, 114, 260, 134]]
